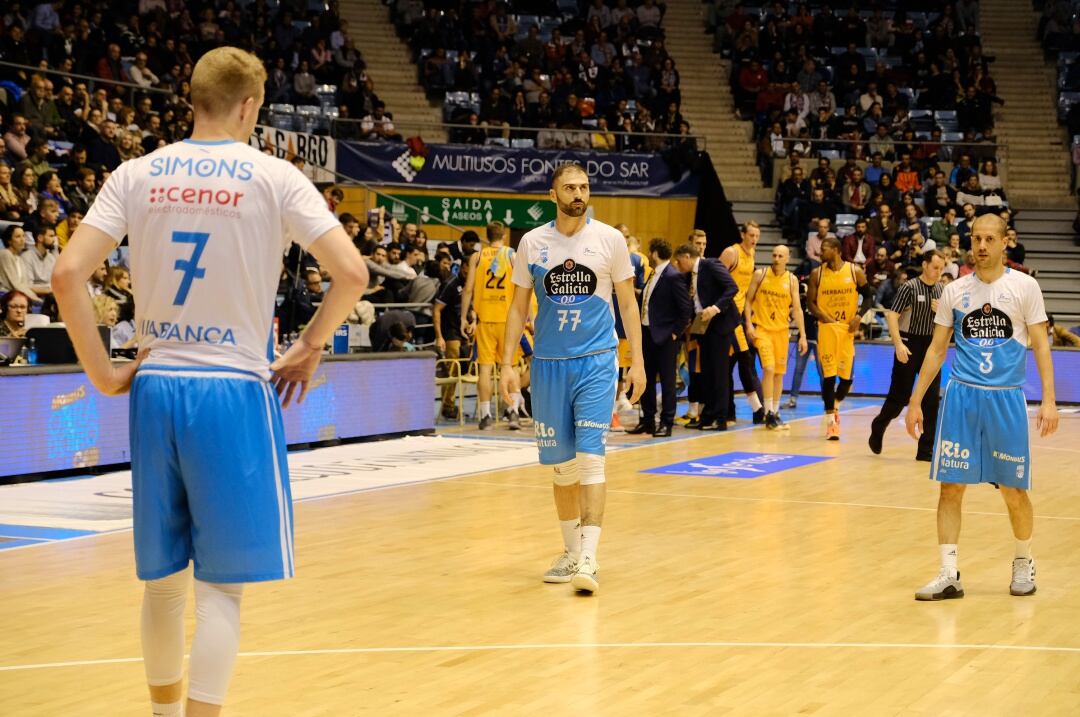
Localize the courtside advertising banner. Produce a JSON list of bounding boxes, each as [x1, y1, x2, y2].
[[249, 124, 337, 182]]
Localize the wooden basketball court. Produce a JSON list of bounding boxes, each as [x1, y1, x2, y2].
[[3, 404, 1079, 715]]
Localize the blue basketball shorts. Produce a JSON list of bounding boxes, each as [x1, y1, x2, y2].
[[531, 350, 618, 465], [130, 366, 295, 583], [931, 379, 1031, 490]]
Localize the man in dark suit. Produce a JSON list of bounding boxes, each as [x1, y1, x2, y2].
[[672, 243, 739, 430], [628, 238, 693, 437]]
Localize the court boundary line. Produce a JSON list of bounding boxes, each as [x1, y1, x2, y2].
[[7, 639, 1080, 673]]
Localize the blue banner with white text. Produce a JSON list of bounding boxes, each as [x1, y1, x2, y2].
[[336, 141, 700, 197]]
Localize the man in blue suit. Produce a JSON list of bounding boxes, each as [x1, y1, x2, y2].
[[673, 243, 739, 430], [628, 238, 694, 437]]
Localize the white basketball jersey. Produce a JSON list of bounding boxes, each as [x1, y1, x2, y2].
[[82, 139, 340, 379]]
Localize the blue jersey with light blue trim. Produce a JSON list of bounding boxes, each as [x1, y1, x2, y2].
[[512, 219, 634, 359], [935, 269, 1047, 387], [81, 139, 340, 380]]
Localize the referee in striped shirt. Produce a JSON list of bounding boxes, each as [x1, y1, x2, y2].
[[869, 250, 946, 461]]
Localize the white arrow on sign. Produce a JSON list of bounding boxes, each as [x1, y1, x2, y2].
[[503, 209, 514, 225]]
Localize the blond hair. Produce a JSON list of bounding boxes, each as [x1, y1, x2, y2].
[[92, 294, 118, 324], [191, 47, 267, 118]]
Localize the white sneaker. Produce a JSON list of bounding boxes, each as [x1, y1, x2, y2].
[[1010, 557, 1036, 596], [571, 555, 599, 594], [915, 568, 964, 601], [542, 551, 577, 583], [615, 396, 634, 413]]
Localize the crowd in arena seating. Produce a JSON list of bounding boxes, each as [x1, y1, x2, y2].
[[392, 0, 693, 150], [0, 0, 402, 348]]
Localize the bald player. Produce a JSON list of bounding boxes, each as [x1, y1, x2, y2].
[[744, 244, 808, 429], [908, 214, 1058, 601]]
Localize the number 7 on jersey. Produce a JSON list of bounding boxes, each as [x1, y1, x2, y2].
[[557, 309, 581, 331], [171, 231, 210, 306]]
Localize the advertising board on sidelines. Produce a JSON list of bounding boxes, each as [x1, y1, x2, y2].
[[249, 124, 337, 182], [643, 452, 833, 479]]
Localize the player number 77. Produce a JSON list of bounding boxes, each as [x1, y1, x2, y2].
[[171, 230, 210, 306], [556, 308, 581, 331]]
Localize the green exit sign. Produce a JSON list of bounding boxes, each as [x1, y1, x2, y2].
[[376, 193, 556, 229]]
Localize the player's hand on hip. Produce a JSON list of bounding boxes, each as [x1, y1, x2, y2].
[[1036, 402, 1059, 437], [97, 347, 149, 396], [270, 338, 323, 408], [625, 362, 647, 404], [905, 401, 924, 440], [894, 341, 911, 363], [847, 315, 862, 333]]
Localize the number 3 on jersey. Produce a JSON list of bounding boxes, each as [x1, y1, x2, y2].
[[557, 309, 581, 331], [171, 231, 210, 305]]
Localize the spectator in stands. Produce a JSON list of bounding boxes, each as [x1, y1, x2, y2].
[[868, 125, 896, 161], [68, 167, 97, 217], [87, 119, 121, 171], [23, 198, 61, 243], [92, 293, 136, 351], [805, 218, 833, 267], [17, 76, 61, 140], [130, 51, 159, 88], [869, 203, 899, 247], [776, 165, 811, 241], [0, 164, 22, 220], [875, 268, 907, 310], [0, 226, 39, 301], [388, 322, 417, 352], [104, 265, 134, 323], [930, 207, 958, 247], [950, 154, 976, 186], [925, 171, 958, 216], [978, 158, 1003, 193], [37, 171, 69, 218], [1047, 314, 1080, 347], [96, 43, 129, 87], [892, 153, 922, 195], [1005, 227, 1026, 266], [957, 202, 977, 249], [842, 167, 872, 216], [592, 116, 617, 151], [0, 289, 31, 338], [956, 174, 988, 208], [842, 218, 875, 268], [458, 113, 487, 145], [361, 102, 402, 142], [3, 115, 32, 163], [866, 247, 895, 293], [21, 223, 57, 297], [293, 60, 318, 104]]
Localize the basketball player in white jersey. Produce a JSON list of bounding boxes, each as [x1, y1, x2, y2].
[[52, 47, 368, 716]]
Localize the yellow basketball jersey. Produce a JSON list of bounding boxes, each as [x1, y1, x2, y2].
[[817, 261, 859, 322], [731, 243, 755, 311], [752, 269, 793, 331], [474, 245, 515, 322]]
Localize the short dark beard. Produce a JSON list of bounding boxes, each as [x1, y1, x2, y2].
[[558, 200, 587, 217]]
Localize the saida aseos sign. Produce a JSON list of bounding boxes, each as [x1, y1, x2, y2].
[[375, 193, 555, 229]]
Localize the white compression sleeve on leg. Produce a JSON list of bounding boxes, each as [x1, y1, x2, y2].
[[578, 453, 606, 486], [186, 580, 244, 706], [552, 460, 579, 486], [141, 569, 190, 687]]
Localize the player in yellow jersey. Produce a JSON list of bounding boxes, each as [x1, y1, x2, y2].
[[744, 244, 807, 430], [461, 221, 522, 430], [806, 236, 874, 440], [719, 221, 765, 424]]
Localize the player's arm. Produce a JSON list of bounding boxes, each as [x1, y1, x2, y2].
[[743, 268, 764, 342], [850, 266, 874, 332], [790, 273, 808, 355], [498, 284, 532, 404], [52, 224, 145, 395], [720, 245, 737, 270], [806, 268, 833, 324], [1028, 321, 1059, 437], [432, 300, 446, 353], [614, 276, 646, 403], [905, 322, 952, 439], [272, 226, 368, 407], [460, 251, 480, 337]]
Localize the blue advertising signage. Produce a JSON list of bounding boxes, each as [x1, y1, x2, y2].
[[337, 141, 700, 197], [644, 452, 833, 479], [0, 356, 434, 478]]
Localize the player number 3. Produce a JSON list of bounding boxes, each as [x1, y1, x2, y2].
[[556, 309, 582, 331], [979, 351, 994, 374]]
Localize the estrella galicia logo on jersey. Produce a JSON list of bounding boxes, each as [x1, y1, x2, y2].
[[543, 259, 597, 305], [961, 303, 1013, 347]]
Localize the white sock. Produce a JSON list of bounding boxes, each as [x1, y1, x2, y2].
[[1015, 538, 1032, 560], [479, 401, 491, 419], [940, 544, 959, 578], [151, 701, 183, 717], [692, 402, 701, 416], [580, 525, 602, 563], [511, 392, 523, 413], [560, 519, 581, 560], [747, 393, 762, 411]]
